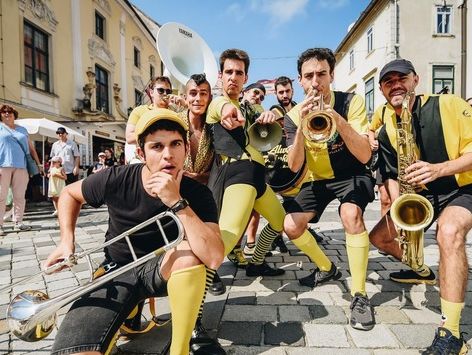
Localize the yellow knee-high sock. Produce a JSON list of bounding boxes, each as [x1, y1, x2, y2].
[[291, 230, 331, 271], [441, 298, 464, 338], [197, 267, 216, 320], [167, 264, 206, 355], [346, 231, 370, 296]]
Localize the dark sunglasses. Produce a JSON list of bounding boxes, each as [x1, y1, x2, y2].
[[253, 90, 265, 101], [1, 110, 13, 115], [154, 87, 172, 95]]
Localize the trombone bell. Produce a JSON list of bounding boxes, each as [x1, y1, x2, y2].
[[8, 290, 56, 342]]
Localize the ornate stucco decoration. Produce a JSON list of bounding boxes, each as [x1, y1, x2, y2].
[[149, 55, 157, 65], [88, 37, 116, 67], [132, 75, 145, 90], [18, 0, 58, 32], [132, 36, 143, 49], [92, 0, 111, 16]]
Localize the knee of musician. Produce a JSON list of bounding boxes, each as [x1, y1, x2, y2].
[[284, 215, 305, 239], [437, 222, 465, 252], [339, 205, 364, 230]]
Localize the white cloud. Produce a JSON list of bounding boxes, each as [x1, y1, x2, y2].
[[318, 0, 349, 9], [225, 3, 247, 23], [249, 0, 309, 26]]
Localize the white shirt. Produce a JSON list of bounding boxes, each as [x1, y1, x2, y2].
[[50, 139, 80, 174]]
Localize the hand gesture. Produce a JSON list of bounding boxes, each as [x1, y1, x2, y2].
[[221, 103, 245, 130], [144, 169, 183, 207], [405, 160, 441, 186], [255, 110, 277, 125]]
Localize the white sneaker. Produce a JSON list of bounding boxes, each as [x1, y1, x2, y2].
[[52, 210, 58, 217], [14, 223, 31, 231], [0, 226, 5, 236], [3, 209, 13, 222]]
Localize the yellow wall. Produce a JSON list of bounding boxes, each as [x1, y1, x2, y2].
[[0, 0, 161, 122]]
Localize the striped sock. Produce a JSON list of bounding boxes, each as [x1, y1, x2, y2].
[[250, 224, 279, 265], [197, 267, 216, 320]]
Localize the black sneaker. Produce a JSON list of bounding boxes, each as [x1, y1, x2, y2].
[[246, 261, 285, 277], [422, 327, 468, 355], [390, 268, 436, 285], [209, 272, 226, 296], [299, 263, 341, 288], [308, 227, 323, 243], [191, 318, 226, 355], [271, 235, 288, 253], [350, 293, 375, 331]]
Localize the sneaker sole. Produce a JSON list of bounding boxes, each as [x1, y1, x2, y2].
[[390, 276, 436, 286], [350, 320, 375, 331]]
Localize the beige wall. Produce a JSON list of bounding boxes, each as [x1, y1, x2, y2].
[[334, 0, 464, 107], [0, 0, 161, 120], [0, 0, 162, 165]]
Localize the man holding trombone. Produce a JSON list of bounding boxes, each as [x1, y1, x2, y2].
[[283, 48, 375, 331], [45, 109, 224, 355]]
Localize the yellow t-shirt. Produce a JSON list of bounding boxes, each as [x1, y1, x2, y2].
[[285, 91, 368, 181], [378, 94, 472, 189], [127, 104, 154, 126]]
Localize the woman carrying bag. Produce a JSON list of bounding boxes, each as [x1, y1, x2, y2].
[[0, 104, 42, 235]]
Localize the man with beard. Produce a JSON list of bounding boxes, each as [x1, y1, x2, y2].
[[369, 59, 472, 354]]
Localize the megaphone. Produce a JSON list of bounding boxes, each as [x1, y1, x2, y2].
[[157, 23, 218, 93], [248, 122, 283, 152]]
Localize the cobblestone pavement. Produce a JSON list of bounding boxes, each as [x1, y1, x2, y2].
[[0, 199, 471, 354]]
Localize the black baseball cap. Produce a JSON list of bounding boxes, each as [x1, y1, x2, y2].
[[56, 127, 67, 134], [244, 82, 266, 94], [379, 59, 416, 83]]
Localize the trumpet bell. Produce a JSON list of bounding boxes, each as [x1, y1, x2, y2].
[[248, 122, 283, 152], [302, 110, 336, 143], [390, 193, 434, 232], [8, 290, 56, 342]]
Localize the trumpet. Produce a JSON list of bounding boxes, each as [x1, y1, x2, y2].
[[301, 89, 336, 143], [3, 211, 184, 342]]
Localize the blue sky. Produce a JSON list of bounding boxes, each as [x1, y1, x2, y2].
[[131, 0, 371, 106]]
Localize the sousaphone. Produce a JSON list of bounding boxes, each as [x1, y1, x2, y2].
[[156, 22, 218, 92]]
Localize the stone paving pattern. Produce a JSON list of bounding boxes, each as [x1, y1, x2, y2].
[[0, 199, 471, 354]]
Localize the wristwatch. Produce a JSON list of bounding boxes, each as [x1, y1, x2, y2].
[[170, 198, 189, 214]]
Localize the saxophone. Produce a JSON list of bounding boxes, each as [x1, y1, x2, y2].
[[389, 92, 434, 272]]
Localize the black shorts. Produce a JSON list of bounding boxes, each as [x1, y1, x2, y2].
[[51, 256, 167, 355], [286, 174, 375, 223], [224, 159, 267, 198], [422, 185, 472, 224]]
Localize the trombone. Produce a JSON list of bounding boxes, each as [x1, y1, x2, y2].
[[3, 211, 184, 342], [301, 89, 336, 143]]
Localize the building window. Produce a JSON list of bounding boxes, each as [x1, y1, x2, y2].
[[436, 5, 452, 34], [134, 47, 141, 68], [95, 11, 105, 40], [150, 64, 155, 79], [24, 21, 50, 91], [367, 27, 373, 53], [433, 65, 454, 94], [135, 89, 143, 106], [365, 77, 374, 116], [95, 65, 109, 113], [349, 50, 354, 71]]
